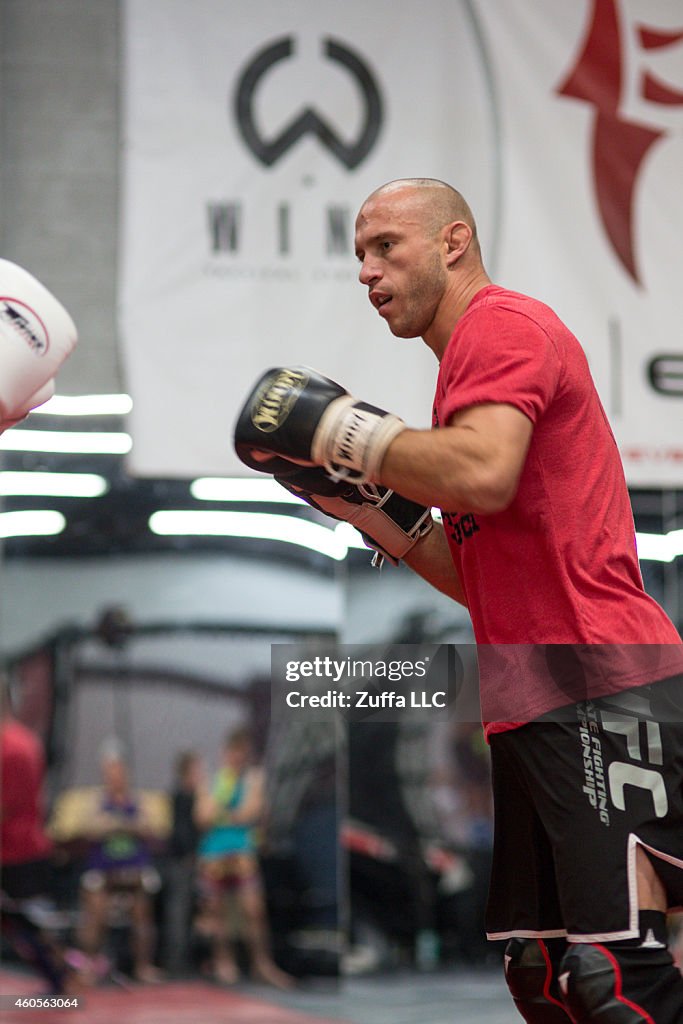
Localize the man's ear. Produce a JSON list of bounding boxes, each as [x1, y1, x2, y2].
[[444, 221, 472, 267]]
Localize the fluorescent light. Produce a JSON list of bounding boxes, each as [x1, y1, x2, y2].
[[0, 510, 66, 538], [31, 394, 133, 416], [0, 472, 109, 497], [636, 530, 683, 563], [191, 477, 305, 504], [149, 509, 348, 560], [0, 430, 132, 454]]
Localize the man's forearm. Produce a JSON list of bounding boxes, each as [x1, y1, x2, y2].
[[403, 521, 467, 606], [379, 405, 533, 513]]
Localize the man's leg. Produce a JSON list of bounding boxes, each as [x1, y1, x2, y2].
[[559, 910, 683, 1024], [237, 869, 294, 989], [130, 887, 163, 982], [487, 732, 571, 1022], [505, 676, 683, 1024], [504, 937, 574, 1023], [559, 850, 683, 1023], [76, 885, 108, 957], [1, 897, 67, 993]]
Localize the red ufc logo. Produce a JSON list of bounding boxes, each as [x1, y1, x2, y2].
[[557, 0, 683, 284]]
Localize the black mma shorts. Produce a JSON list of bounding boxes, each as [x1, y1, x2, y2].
[[486, 675, 683, 942]]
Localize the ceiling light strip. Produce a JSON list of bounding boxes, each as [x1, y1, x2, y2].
[[191, 477, 305, 504], [149, 509, 354, 560], [31, 394, 133, 416], [0, 430, 132, 455], [0, 472, 109, 497], [0, 509, 66, 538]]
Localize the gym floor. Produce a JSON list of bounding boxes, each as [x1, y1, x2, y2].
[[0, 966, 513, 1023]]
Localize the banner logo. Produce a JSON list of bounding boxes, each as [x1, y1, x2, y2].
[[234, 36, 384, 169], [557, 0, 683, 284]]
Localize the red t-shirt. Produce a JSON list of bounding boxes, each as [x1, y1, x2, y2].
[[433, 285, 683, 732], [1, 718, 53, 865]]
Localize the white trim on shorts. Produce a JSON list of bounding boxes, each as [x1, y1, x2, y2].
[[639, 837, 683, 878], [488, 833, 683, 944], [486, 928, 568, 941], [566, 833, 683, 943], [490, 833, 683, 944]]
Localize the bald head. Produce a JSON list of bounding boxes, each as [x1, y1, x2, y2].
[[354, 177, 490, 352], [361, 178, 479, 248]]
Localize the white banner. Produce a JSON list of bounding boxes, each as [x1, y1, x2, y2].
[[120, 0, 683, 484]]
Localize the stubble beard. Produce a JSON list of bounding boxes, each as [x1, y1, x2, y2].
[[389, 251, 446, 339]]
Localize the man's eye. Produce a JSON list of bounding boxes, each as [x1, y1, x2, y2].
[[381, 240, 393, 252]]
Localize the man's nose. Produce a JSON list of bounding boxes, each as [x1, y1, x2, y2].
[[358, 259, 380, 285]]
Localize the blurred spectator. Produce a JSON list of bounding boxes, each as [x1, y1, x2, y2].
[[347, 718, 439, 969], [162, 749, 201, 976], [0, 676, 53, 898], [431, 721, 494, 966], [0, 676, 74, 991], [75, 738, 163, 983], [261, 709, 341, 978], [265, 716, 340, 933], [451, 722, 493, 850], [194, 727, 293, 989]]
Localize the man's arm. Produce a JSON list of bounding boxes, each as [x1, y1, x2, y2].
[[193, 771, 218, 830], [234, 368, 533, 511], [379, 403, 534, 514], [404, 522, 468, 606], [84, 795, 128, 840], [225, 767, 265, 826], [382, 404, 532, 605], [233, 371, 533, 600]]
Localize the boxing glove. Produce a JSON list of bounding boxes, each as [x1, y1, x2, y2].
[[275, 463, 433, 566], [234, 366, 405, 484], [0, 260, 78, 425]]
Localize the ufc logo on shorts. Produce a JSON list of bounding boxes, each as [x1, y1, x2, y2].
[[601, 698, 668, 819]]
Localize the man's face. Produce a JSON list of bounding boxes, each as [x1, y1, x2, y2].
[[354, 190, 447, 339], [225, 739, 250, 772], [102, 757, 128, 792]]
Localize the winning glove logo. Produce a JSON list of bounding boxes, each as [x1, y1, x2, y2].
[[0, 299, 49, 356], [251, 368, 308, 432]]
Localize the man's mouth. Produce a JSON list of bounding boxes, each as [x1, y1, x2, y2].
[[371, 292, 392, 314]]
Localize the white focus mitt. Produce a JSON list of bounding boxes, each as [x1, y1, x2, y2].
[[0, 259, 78, 427]]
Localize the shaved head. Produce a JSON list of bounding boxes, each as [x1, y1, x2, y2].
[[361, 178, 479, 245], [354, 177, 490, 353]]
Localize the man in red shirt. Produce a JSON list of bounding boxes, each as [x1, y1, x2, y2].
[[1, 699, 53, 890], [235, 179, 683, 1023], [0, 677, 64, 990]]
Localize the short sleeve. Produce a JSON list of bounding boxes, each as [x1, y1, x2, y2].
[[437, 306, 562, 427]]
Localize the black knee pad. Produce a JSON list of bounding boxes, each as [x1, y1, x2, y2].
[[559, 941, 683, 1024], [504, 938, 573, 1023]]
